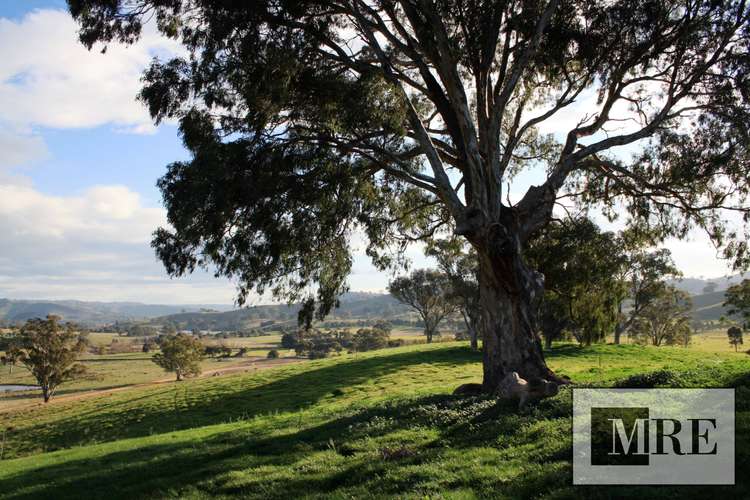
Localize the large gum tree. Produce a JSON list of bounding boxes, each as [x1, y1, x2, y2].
[[69, 0, 750, 389]]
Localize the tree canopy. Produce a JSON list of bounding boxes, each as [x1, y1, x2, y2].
[[68, 0, 750, 385], [389, 269, 457, 342], [68, 0, 750, 307], [16, 316, 87, 402], [152, 333, 204, 381], [526, 216, 625, 346]]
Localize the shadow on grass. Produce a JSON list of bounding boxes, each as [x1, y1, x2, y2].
[[2, 383, 746, 500], [0, 390, 570, 499], [1, 346, 480, 458]]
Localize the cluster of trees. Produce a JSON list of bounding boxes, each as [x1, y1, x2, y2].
[[203, 345, 233, 358], [527, 217, 691, 347], [281, 325, 392, 359], [0, 317, 214, 401], [388, 216, 693, 350]]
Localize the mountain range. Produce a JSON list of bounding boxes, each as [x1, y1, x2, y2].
[[0, 275, 746, 327]]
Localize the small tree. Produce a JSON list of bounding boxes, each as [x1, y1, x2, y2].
[[352, 328, 390, 352], [727, 326, 744, 352], [142, 338, 156, 353], [389, 270, 458, 343], [425, 238, 481, 350], [280, 332, 299, 349], [17, 316, 87, 402], [152, 334, 204, 381], [631, 285, 693, 347]]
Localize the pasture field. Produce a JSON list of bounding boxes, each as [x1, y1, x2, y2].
[[0, 332, 300, 410], [612, 328, 746, 352], [0, 342, 748, 499]]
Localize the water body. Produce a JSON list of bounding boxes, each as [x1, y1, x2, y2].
[[0, 384, 40, 393]]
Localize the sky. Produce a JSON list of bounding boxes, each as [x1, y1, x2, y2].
[[0, 4, 741, 305]]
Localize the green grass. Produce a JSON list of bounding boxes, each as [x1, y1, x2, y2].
[[0, 351, 266, 410], [0, 342, 749, 499], [0, 333, 302, 409]]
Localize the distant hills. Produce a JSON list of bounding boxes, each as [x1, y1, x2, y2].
[[0, 292, 409, 328], [668, 273, 747, 295], [0, 298, 234, 326], [138, 292, 411, 332], [0, 274, 746, 328]]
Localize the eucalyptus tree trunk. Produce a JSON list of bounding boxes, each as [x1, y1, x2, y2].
[[469, 223, 560, 391]]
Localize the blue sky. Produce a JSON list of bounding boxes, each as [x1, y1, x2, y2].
[[0, 3, 739, 305]]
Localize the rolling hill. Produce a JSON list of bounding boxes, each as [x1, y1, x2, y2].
[[0, 298, 234, 326], [0, 292, 411, 329], [1, 343, 749, 498]]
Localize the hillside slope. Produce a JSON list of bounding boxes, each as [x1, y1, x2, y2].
[[1, 343, 748, 499]]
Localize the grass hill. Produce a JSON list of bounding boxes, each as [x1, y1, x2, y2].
[[690, 290, 731, 321], [1, 342, 748, 499]]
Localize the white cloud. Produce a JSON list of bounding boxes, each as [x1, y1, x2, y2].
[[0, 182, 238, 304], [0, 9, 182, 133]]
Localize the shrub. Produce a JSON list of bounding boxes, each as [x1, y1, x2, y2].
[[293, 329, 348, 358], [353, 327, 390, 352], [280, 332, 299, 349], [614, 370, 678, 388], [267, 349, 279, 359]]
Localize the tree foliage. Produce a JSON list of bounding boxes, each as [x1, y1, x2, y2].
[[725, 279, 750, 329], [67, 0, 750, 312], [152, 333, 204, 381], [425, 238, 480, 348], [389, 269, 458, 343], [630, 285, 693, 346], [16, 316, 87, 402], [526, 217, 625, 346]]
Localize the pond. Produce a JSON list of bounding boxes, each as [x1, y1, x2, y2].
[[0, 384, 40, 393]]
